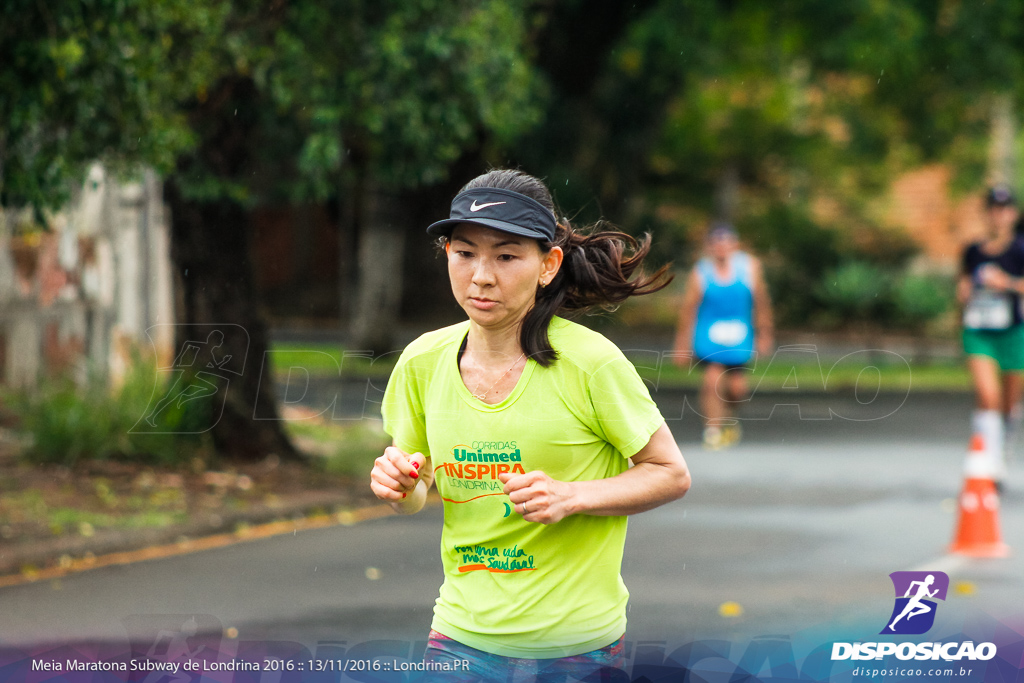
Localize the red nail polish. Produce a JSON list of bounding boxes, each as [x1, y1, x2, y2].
[[402, 492, 407, 498], [410, 469, 419, 479]]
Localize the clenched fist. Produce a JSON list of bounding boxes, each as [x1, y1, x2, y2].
[[371, 446, 426, 502]]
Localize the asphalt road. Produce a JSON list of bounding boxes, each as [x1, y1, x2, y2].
[[1, 389, 1022, 674]]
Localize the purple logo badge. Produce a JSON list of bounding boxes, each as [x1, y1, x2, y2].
[[881, 571, 949, 635]]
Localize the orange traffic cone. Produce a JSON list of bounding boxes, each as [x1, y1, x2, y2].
[[949, 435, 1010, 558]]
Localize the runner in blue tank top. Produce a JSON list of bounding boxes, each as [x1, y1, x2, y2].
[[673, 222, 774, 449]]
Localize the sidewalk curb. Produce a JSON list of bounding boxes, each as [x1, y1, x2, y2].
[[0, 496, 418, 589]]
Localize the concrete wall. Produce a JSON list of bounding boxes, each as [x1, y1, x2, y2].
[[0, 164, 175, 389]]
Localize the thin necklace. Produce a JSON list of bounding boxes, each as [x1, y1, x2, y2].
[[470, 353, 525, 401]]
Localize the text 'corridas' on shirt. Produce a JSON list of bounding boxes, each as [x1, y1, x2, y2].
[[381, 317, 665, 659]]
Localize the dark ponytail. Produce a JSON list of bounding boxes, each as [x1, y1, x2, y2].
[[455, 169, 673, 367]]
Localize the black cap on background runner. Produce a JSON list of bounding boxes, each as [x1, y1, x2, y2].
[[986, 185, 1017, 207], [707, 220, 738, 241], [426, 187, 558, 241]]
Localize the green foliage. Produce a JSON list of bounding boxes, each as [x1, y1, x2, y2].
[[4, 0, 1023, 342], [811, 263, 952, 331], [116, 355, 215, 462], [748, 205, 842, 326], [319, 423, 391, 479], [891, 272, 953, 330], [271, 0, 541, 197], [161, 0, 541, 205], [792, 0, 1024, 190], [747, 205, 842, 274], [816, 261, 891, 324], [281, 416, 389, 478], [13, 358, 211, 467], [268, 344, 396, 378], [512, 1, 1024, 338], [0, 0, 227, 210], [18, 381, 117, 466]]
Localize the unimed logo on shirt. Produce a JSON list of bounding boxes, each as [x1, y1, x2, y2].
[[436, 442, 526, 499]]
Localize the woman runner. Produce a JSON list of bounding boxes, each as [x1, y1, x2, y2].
[[958, 185, 1024, 486], [371, 169, 691, 681]]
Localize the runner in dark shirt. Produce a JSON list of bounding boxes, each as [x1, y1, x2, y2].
[[957, 185, 1024, 485]]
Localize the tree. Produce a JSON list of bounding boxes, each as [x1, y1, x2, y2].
[[510, 0, 1024, 327], [0, 0, 289, 460], [12, 0, 1024, 463], [159, 0, 543, 459], [0, 0, 218, 210], [273, 0, 541, 352], [3, 0, 542, 462]]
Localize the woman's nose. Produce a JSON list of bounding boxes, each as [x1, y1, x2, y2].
[[472, 260, 496, 285]]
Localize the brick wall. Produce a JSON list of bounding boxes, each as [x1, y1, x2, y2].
[[887, 165, 990, 271]]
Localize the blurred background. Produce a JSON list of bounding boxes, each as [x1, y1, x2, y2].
[[1, 0, 1024, 598]]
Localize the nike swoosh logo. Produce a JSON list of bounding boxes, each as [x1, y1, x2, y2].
[[470, 200, 506, 212]]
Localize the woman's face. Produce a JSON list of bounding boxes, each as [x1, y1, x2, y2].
[[987, 204, 1020, 238], [446, 223, 562, 334], [708, 233, 738, 261]]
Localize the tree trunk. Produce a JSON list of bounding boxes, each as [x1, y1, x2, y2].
[[349, 182, 407, 355], [988, 93, 1016, 188], [714, 164, 741, 224], [337, 160, 362, 326], [164, 181, 302, 462], [162, 74, 301, 463]]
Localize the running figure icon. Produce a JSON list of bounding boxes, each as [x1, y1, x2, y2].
[[132, 324, 248, 434], [144, 330, 232, 427], [881, 570, 949, 635], [887, 574, 938, 632]]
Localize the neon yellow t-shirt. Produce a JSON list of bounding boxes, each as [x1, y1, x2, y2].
[[381, 317, 665, 658]]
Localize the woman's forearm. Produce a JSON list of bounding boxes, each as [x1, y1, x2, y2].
[[566, 458, 691, 517], [499, 425, 690, 524], [569, 423, 690, 516]]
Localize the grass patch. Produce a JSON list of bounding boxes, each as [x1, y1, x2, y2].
[[283, 417, 389, 479], [269, 341, 970, 392], [628, 353, 969, 392], [269, 344, 397, 378], [0, 486, 190, 537]]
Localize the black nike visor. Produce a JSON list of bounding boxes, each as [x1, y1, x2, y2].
[[426, 187, 558, 242]]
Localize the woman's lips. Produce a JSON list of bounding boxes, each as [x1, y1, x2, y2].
[[469, 297, 497, 310]]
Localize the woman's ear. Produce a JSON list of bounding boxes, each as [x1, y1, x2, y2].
[[541, 246, 563, 286]]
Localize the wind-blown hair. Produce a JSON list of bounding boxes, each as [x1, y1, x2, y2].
[[450, 169, 673, 366]]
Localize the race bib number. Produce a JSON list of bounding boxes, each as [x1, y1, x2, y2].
[[964, 290, 1013, 330], [708, 319, 749, 347]]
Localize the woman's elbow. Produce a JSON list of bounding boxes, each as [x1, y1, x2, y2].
[[670, 461, 691, 500]]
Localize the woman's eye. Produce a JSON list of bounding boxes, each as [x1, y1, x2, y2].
[[498, 254, 516, 261]]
